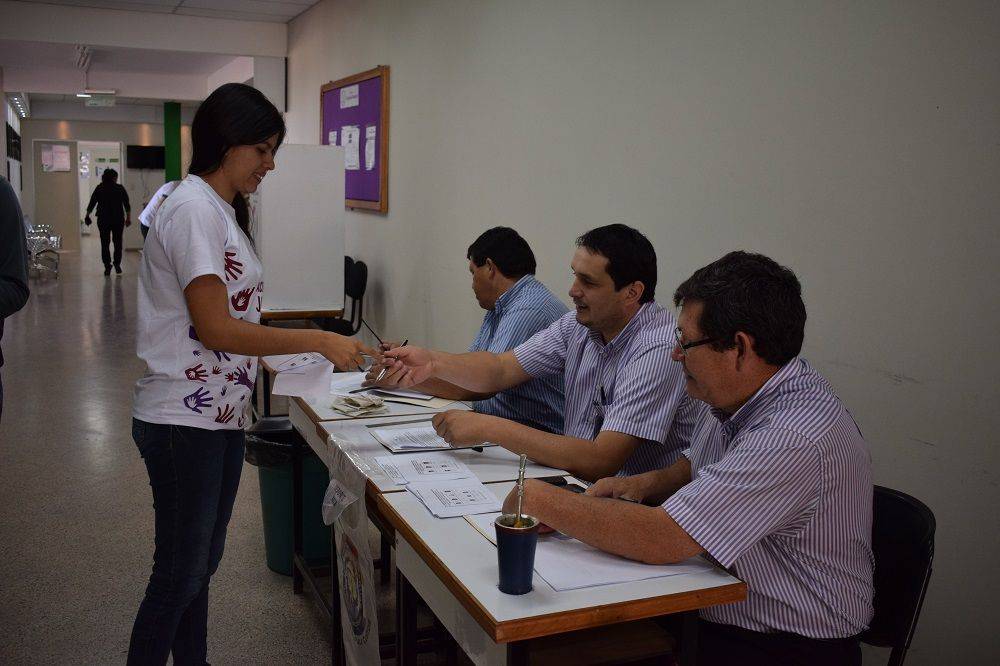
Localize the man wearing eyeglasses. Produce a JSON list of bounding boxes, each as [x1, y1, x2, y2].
[[374, 224, 702, 482], [501, 251, 873, 666]]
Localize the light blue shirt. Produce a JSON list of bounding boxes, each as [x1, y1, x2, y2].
[[469, 275, 568, 433]]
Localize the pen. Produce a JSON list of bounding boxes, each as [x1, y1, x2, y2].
[[361, 318, 385, 347], [375, 339, 408, 383]]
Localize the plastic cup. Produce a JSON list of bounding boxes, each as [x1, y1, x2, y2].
[[494, 513, 540, 595]]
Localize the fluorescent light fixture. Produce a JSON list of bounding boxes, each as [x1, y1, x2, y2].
[[76, 93, 92, 98], [83, 88, 116, 96]]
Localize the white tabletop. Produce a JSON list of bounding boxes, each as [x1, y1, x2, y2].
[[321, 416, 566, 493], [384, 481, 744, 626], [302, 394, 471, 422]]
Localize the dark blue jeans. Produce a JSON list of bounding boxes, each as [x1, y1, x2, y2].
[[128, 419, 245, 666]]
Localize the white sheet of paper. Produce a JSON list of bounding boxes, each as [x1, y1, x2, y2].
[[364, 125, 376, 170], [370, 424, 447, 451], [340, 84, 359, 108], [329, 371, 367, 393], [271, 360, 334, 397], [52, 144, 71, 171], [465, 513, 715, 591], [276, 352, 325, 372], [370, 387, 434, 401], [321, 478, 359, 525], [408, 479, 502, 518], [342, 125, 360, 170], [41, 145, 53, 171], [327, 130, 337, 145], [375, 453, 474, 485]]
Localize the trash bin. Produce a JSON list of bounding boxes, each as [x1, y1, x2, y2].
[[245, 418, 331, 576]]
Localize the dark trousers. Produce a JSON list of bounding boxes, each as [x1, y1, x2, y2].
[[98, 222, 124, 269], [127, 419, 245, 666], [697, 619, 861, 666]]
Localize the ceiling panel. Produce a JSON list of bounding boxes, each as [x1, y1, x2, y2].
[[10, 0, 320, 22]]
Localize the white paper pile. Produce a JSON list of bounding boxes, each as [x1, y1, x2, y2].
[[375, 453, 474, 485], [407, 479, 502, 518]]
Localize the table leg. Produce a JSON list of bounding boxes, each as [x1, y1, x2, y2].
[[380, 533, 392, 584], [506, 641, 529, 665], [330, 522, 345, 666], [397, 572, 419, 666], [678, 611, 699, 666], [291, 435, 304, 595]]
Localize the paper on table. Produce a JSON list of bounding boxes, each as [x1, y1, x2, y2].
[[465, 512, 715, 591], [374, 453, 474, 485], [329, 372, 367, 393], [369, 387, 434, 401], [370, 424, 447, 451], [342, 125, 360, 170], [408, 479, 502, 518]]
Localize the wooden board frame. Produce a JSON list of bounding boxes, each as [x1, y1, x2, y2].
[[320, 65, 390, 213]]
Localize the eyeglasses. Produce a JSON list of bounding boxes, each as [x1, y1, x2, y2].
[[673, 327, 715, 357]]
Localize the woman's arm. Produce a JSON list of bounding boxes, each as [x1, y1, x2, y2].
[[185, 275, 369, 369]]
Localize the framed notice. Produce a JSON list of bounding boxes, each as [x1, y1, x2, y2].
[[320, 65, 389, 213]]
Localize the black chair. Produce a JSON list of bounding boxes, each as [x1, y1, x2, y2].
[[861, 485, 935, 666], [321, 256, 367, 335]]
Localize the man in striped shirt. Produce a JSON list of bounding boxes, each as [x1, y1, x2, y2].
[[379, 227, 567, 433], [377, 224, 701, 481], [502, 251, 874, 666]]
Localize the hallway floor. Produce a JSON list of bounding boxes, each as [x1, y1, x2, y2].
[[0, 237, 333, 663]]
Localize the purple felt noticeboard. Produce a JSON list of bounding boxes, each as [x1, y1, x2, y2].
[[320, 66, 389, 213]]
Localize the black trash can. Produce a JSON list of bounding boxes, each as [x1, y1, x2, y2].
[[245, 418, 330, 575]]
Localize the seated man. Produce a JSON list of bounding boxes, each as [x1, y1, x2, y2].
[[503, 251, 874, 666], [394, 226, 568, 433], [375, 224, 702, 481]]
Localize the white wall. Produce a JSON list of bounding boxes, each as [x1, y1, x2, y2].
[[286, 1, 1000, 663]]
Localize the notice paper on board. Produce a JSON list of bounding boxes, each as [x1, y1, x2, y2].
[[340, 84, 359, 109], [364, 126, 376, 171], [327, 130, 337, 145], [342, 125, 360, 170]]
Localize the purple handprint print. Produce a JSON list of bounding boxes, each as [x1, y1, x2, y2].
[[232, 366, 255, 391], [185, 363, 208, 383], [212, 350, 232, 362], [215, 403, 236, 424], [183, 387, 213, 414]]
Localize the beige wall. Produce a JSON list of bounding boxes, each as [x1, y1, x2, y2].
[[286, 1, 1000, 662], [19, 118, 191, 251]]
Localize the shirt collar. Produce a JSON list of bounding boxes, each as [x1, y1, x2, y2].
[[493, 275, 534, 315], [710, 357, 806, 434], [587, 301, 656, 352], [188, 174, 236, 218]]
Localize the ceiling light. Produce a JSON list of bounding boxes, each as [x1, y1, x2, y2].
[[82, 88, 116, 96], [76, 93, 91, 98]]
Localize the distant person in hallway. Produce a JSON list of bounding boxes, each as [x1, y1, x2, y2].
[[0, 176, 30, 422], [129, 83, 371, 666], [138, 180, 181, 241], [85, 168, 131, 275]]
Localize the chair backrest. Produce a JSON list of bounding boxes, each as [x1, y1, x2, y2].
[[340, 258, 367, 334], [861, 485, 935, 665]]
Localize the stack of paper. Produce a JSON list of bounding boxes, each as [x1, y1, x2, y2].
[[374, 453, 474, 485], [370, 424, 449, 452], [407, 479, 502, 518]]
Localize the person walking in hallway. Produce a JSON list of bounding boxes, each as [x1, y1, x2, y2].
[[85, 168, 131, 275]]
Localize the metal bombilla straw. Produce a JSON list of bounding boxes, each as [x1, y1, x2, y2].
[[515, 454, 527, 526]]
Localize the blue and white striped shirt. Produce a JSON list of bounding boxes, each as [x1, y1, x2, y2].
[[663, 358, 874, 638], [469, 275, 568, 434], [514, 302, 703, 475]]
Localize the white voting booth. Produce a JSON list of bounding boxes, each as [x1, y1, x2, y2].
[[255, 144, 346, 313]]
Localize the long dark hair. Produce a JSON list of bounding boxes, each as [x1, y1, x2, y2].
[[189, 83, 285, 241]]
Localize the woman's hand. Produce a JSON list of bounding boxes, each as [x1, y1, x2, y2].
[[318, 333, 371, 371]]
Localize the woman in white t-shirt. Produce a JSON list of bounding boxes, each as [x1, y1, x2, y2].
[[128, 83, 369, 665]]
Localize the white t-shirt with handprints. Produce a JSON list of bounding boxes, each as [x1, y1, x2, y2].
[[133, 174, 263, 430]]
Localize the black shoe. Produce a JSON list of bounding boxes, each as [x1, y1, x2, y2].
[[114, 266, 122, 275], [104, 267, 111, 276]]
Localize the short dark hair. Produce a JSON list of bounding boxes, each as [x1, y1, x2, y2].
[[467, 227, 537, 279], [101, 168, 118, 184], [576, 223, 656, 303], [673, 251, 806, 366]]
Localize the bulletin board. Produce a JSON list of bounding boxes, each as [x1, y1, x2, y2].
[[320, 65, 389, 213]]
